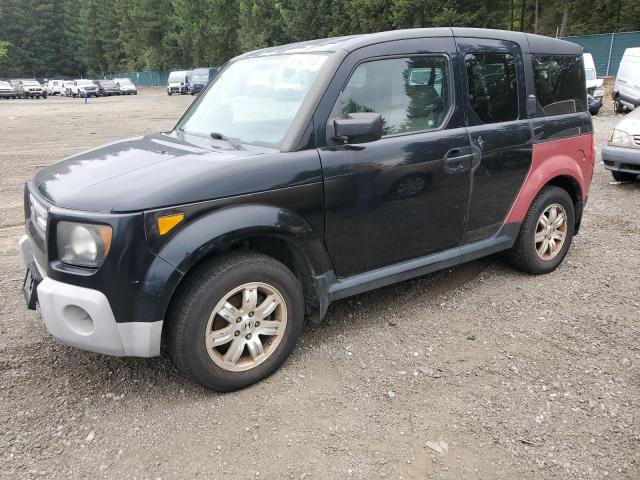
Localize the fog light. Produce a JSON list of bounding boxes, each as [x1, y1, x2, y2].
[[63, 305, 94, 335]]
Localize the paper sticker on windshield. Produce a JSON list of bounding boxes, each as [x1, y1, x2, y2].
[[284, 54, 328, 72]]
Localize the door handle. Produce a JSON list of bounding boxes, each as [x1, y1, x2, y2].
[[444, 148, 472, 173]]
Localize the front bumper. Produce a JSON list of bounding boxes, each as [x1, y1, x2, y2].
[[602, 146, 640, 174], [0, 91, 16, 97], [19, 234, 162, 357]]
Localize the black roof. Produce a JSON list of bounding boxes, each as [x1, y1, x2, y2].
[[235, 27, 582, 60]]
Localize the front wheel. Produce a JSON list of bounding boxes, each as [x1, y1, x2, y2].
[[614, 99, 625, 113], [168, 252, 304, 391], [507, 186, 575, 275], [612, 170, 637, 182]]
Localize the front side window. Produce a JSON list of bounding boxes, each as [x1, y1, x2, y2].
[[178, 54, 329, 146], [337, 56, 451, 136], [532, 55, 586, 116], [465, 53, 519, 124]]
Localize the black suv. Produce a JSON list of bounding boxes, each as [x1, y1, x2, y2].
[[20, 28, 594, 391], [94, 79, 122, 96], [186, 69, 210, 95]]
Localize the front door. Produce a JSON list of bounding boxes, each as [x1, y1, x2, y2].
[[455, 38, 534, 243], [316, 38, 472, 278]]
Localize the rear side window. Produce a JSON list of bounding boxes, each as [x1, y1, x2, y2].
[[465, 53, 519, 124], [532, 55, 586, 116], [338, 56, 451, 136]]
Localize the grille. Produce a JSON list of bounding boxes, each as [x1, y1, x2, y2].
[[29, 193, 48, 232]]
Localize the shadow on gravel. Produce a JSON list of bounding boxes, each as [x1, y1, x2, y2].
[[308, 256, 495, 338], [2, 256, 499, 396]]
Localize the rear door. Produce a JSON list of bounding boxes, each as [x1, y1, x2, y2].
[[455, 38, 533, 243], [315, 37, 472, 277]]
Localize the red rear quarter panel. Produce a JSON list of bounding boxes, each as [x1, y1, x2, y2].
[[505, 133, 594, 223]]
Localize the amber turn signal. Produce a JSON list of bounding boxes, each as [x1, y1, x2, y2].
[[157, 213, 184, 235]]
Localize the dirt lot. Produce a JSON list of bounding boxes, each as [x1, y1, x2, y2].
[[0, 90, 638, 480]]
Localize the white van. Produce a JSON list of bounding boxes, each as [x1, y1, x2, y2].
[[46, 79, 65, 96], [167, 70, 188, 95], [583, 53, 603, 115], [613, 48, 640, 113]]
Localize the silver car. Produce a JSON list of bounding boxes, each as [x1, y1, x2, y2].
[[602, 107, 640, 181]]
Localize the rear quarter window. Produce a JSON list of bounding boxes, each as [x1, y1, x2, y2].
[[532, 55, 586, 116]]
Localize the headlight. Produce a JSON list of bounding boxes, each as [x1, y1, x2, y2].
[[609, 129, 632, 147], [57, 221, 112, 268]]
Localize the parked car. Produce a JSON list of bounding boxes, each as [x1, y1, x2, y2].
[[67, 79, 98, 97], [0, 80, 18, 99], [46, 79, 65, 96], [61, 80, 75, 96], [113, 78, 137, 95], [583, 53, 603, 115], [602, 106, 640, 181], [167, 70, 188, 95], [185, 68, 210, 95], [19, 28, 594, 392], [93, 79, 121, 96], [613, 47, 640, 113], [14, 79, 45, 98]]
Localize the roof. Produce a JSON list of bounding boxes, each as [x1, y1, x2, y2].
[[234, 27, 583, 61]]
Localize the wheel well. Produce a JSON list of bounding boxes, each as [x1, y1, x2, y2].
[[165, 236, 320, 327]]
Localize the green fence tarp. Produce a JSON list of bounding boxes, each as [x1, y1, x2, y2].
[[563, 31, 640, 77]]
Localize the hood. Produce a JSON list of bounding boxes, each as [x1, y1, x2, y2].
[[615, 107, 640, 135], [33, 132, 313, 213]]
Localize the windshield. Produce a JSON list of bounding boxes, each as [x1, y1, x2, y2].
[[190, 74, 208, 83], [119, 79, 133, 85], [168, 73, 185, 83], [177, 53, 329, 146], [24, 81, 40, 86], [585, 68, 596, 81], [0, 81, 11, 87], [100, 81, 115, 86], [77, 80, 93, 86]]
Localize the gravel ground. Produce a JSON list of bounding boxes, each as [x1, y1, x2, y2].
[[0, 90, 638, 480]]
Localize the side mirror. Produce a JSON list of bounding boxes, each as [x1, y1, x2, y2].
[[333, 112, 383, 144], [526, 94, 538, 118]]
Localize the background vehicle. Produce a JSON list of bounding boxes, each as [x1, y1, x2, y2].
[[113, 78, 137, 95], [14, 79, 45, 98], [68, 79, 98, 97], [602, 107, 640, 181], [185, 68, 209, 95], [62, 80, 75, 96], [93, 79, 121, 96], [20, 29, 593, 392], [46, 79, 65, 96], [0, 80, 18, 99], [583, 53, 603, 115], [613, 48, 640, 113], [167, 70, 188, 95]]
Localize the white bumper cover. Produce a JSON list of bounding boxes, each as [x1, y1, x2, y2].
[[19, 234, 162, 357]]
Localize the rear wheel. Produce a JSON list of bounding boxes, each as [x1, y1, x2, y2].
[[168, 252, 304, 391], [612, 170, 637, 182], [614, 98, 625, 113], [507, 186, 575, 275]]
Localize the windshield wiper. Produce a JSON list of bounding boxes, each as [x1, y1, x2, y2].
[[210, 132, 243, 150]]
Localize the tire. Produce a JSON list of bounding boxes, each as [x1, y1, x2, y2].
[[507, 186, 575, 275], [168, 252, 304, 392], [611, 170, 637, 182], [614, 99, 625, 113], [168, 91, 172, 96]]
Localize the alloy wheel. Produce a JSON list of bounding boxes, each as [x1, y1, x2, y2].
[[535, 203, 567, 261], [205, 282, 287, 372]]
